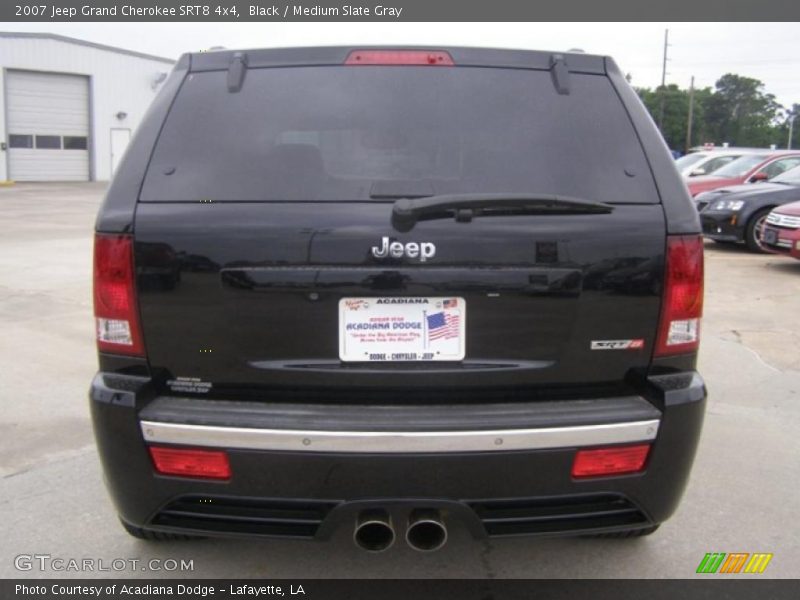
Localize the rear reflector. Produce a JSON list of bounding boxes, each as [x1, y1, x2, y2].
[[345, 50, 454, 66], [655, 235, 704, 357], [149, 446, 231, 480], [572, 444, 651, 478], [93, 234, 144, 356]]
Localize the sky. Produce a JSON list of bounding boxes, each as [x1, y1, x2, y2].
[[3, 21, 799, 110]]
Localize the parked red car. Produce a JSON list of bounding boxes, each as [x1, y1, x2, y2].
[[761, 200, 800, 260], [687, 151, 800, 197]]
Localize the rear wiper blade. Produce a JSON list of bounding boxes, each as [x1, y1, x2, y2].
[[391, 193, 613, 231]]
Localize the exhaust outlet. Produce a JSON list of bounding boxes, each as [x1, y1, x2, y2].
[[405, 509, 447, 552], [353, 509, 395, 552]]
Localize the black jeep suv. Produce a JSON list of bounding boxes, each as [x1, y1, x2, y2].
[[90, 46, 706, 551]]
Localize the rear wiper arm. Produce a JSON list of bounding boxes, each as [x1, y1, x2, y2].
[[391, 193, 613, 231]]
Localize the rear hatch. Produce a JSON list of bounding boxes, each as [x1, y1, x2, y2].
[[134, 51, 666, 398]]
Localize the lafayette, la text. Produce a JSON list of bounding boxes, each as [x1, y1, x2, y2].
[[252, 5, 404, 17], [16, 584, 305, 597]]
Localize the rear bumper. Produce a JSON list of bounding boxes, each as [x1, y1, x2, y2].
[[90, 372, 706, 540]]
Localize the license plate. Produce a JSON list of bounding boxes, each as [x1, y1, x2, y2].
[[339, 297, 466, 362], [763, 228, 778, 244]]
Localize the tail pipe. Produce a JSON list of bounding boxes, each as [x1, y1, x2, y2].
[[405, 508, 448, 552], [353, 509, 395, 552]]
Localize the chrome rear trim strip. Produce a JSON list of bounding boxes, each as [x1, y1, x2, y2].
[[140, 419, 660, 454]]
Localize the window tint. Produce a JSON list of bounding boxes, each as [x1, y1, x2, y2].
[[142, 67, 658, 204], [35, 135, 61, 149], [63, 136, 88, 150], [9, 134, 33, 149]]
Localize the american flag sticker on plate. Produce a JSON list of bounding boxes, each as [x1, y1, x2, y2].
[[426, 311, 461, 342]]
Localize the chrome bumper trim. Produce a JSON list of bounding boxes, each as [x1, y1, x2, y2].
[[140, 419, 660, 454]]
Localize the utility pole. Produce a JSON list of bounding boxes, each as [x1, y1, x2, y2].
[[658, 28, 670, 131], [685, 76, 695, 153], [788, 113, 795, 150]]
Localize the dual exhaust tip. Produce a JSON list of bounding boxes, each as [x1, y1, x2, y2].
[[354, 508, 447, 553]]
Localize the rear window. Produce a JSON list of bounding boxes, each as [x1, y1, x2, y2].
[[141, 66, 658, 204]]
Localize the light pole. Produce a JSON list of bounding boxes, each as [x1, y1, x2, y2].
[[788, 114, 796, 150], [685, 76, 695, 153], [657, 29, 670, 130]]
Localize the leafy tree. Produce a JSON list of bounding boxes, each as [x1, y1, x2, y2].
[[705, 74, 783, 147], [634, 73, 793, 151], [636, 85, 712, 152], [637, 85, 684, 150]]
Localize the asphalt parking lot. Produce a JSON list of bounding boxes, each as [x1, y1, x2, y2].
[[1, 182, 799, 579]]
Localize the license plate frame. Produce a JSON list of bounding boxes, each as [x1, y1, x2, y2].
[[338, 297, 466, 362]]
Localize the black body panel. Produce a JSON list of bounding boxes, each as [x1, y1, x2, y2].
[[134, 202, 666, 392]]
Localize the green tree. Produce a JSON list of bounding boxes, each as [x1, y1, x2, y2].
[[705, 74, 783, 147], [636, 85, 711, 151], [635, 74, 793, 151], [636, 85, 682, 150]]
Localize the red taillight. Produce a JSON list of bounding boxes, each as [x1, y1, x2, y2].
[[149, 446, 231, 480], [655, 235, 704, 357], [345, 50, 454, 66], [572, 444, 651, 478], [93, 233, 144, 356]]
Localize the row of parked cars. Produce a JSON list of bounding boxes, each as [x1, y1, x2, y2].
[[677, 147, 800, 259]]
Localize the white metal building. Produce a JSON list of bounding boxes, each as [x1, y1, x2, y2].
[[0, 32, 174, 182]]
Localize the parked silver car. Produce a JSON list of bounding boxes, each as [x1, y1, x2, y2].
[[675, 148, 762, 178]]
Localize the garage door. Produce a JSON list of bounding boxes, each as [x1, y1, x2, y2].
[[6, 70, 90, 181]]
